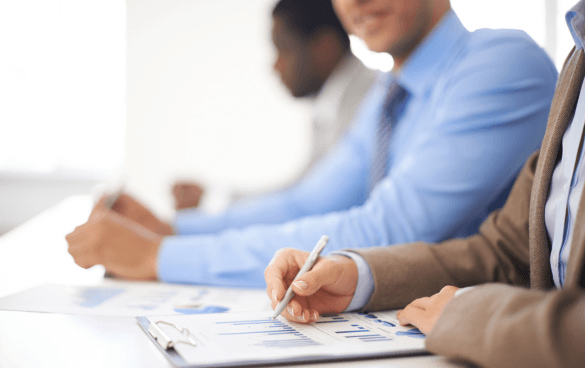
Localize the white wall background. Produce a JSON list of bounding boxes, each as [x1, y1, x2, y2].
[[0, 0, 125, 234]]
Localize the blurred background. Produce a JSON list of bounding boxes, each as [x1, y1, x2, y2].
[[0, 0, 575, 234]]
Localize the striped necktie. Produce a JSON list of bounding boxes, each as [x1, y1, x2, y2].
[[369, 81, 409, 192]]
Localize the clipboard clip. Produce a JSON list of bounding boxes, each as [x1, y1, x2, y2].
[[148, 320, 197, 350]]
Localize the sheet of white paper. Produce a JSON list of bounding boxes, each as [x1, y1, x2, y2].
[[0, 280, 270, 316], [148, 310, 426, 366]]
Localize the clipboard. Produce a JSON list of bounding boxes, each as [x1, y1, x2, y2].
[[137, 311, 429, 368]]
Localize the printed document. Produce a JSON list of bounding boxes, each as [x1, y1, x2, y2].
[[142, 310, 426, 366], [0, 280, 270, 316]]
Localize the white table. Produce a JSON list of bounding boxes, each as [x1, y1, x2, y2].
[[0, 196, 467, 368]]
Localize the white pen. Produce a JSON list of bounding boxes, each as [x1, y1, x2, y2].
[[272, 235, 329, 320], [103, 187, 124, 209]]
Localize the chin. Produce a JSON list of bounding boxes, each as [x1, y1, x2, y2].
[[362, 38, 393, 54], [290, 89, 304, 98]]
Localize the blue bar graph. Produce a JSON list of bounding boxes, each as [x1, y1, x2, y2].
[[210, 313, 419, 349], [126, 290, 178, 311], [75, 287, 125, 308], [358, 312, 379, 319], [214, 318, 321, 348], [315, 314, 349, 323], [333, 325, 392, 343], [396, 328, 425, 339]]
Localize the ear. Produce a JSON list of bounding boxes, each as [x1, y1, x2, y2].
[[308, 28, 345, 71]]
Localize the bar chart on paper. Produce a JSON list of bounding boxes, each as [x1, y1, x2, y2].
[[215, 318, 321, 348], [142, 310, 427, 367]]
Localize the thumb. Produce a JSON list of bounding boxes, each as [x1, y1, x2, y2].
[[291, 258, 340, 296]]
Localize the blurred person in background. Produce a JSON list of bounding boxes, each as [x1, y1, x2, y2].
[[172, 0, 376, 210], [67, 0, 558, 288]]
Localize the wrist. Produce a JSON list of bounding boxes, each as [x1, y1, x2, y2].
[[327, 254, 359, 294], [330, 251, 374, 311], [156, 222, 174, 236], [146, 252, 159, 280], [143, 237, 161, 280]]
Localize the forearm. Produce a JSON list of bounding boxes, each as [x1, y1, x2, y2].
[[427, 284, 585, 368], [174, 194, 298, 235]]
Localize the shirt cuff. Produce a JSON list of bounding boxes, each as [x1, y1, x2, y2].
[[157, 235, 208, 283], [331, 250, 375, 311], [454, 286, 476, 298]]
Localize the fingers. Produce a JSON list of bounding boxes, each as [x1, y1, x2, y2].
[[407, 296, 430, 310], [66, 210, 121, 268], [397, 303, 426, 327], [265, 250, 343, 302], [286, 302, 310, 323], [291, 254, 357, 298], [277, 299, 318, 324], [439, 285, 459, 296], [66, 223, 101, 269], [290, 258, 340, 296], [397, 286, 459, 335], [173, 182, 204, 209], [395, 296, 431, 323], [265, 248, 306, 304]]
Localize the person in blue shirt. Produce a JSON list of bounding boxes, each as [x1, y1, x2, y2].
[[66, 0, 558, 288]]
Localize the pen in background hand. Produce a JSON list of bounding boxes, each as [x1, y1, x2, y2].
[[102, 188, 123, 209], [272, 235, 329, 320]]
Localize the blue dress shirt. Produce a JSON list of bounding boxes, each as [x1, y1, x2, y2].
[[159, 11, 557, 288], [545, 1, 585, 288]]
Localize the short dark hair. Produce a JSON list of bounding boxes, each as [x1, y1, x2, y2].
[[272, 0, 350, 48]]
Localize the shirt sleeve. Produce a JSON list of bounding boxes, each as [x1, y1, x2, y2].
[[157, 36, 557, 288], [454, 286, 475, 298]]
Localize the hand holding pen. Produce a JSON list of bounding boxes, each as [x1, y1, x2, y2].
[[265, 236, 359, 324]]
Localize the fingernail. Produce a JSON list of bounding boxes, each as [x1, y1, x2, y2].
[[293, 280, 308, 290], [272, 290, 278, 302], [312, 311, 318, 320], [297, 313, 306, 322], [287, 305, 294, 315]]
